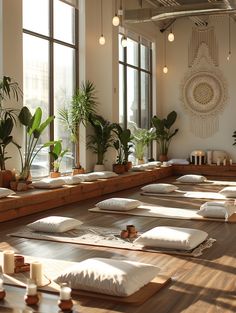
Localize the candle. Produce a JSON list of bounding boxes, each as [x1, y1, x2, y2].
[[194, 153, 197, 165], [207, 151, 212, 165], [3, 250, 15, 274], [26, 282, 37, 296], [0, 277, 4, 291], [230, 158, 233, 165], [30, 261, 43, 286], [217, 158, 221, 166], [60, 285, 72, 300], [223, 158, 227, 166]]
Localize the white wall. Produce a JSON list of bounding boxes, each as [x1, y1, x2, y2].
[[159, 16, 236, 161]]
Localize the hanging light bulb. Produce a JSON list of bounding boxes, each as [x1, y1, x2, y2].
[[99, 35, 106, 45], [99, 0, 105, 45], [168, 30, 175, 42], [163, 66, 168, 74], [121, 35, 127, 47], [112, 14, 120, 26]]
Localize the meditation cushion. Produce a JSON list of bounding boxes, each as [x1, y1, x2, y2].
[[62, 175, 84, 185], [94, 171, 118, 179], [176, 174, 207, 183], [141, 183, 178, 194], [0, 187, 15, 198], [27, 216, 82, 233], [32, 177, 65, 189], [54, 257, 160, 296], [219, 186, 236, 197], [197, 201, 236, 220], [133, 226, 208, 250], [95, 198, 141, 211]]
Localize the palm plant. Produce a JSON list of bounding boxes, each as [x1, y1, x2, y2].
[[58, 80, 97, 169], [87, 114, 116, 166]]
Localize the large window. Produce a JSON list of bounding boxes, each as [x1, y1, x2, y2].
[[119, 33, 152, 130], [23, 0, 78, 177]]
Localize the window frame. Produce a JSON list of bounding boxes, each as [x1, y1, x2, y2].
[[22, 0, 79, 174]]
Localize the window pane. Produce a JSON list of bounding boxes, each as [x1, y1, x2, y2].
[[54, 43, 75, 172], [141, 72, 150, 129], [23, 34, 50, 178], [119, 64, 124, 126], [118, 34, 124, 62], [127, 67, 139, 125], [23, 0, 49, 35], [54, 0, 75, 44], [141, 44, 150, 71], [127, 38, 138, 67]]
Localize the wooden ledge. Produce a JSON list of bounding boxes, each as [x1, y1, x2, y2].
[[0, 167, 172, 222], [172, 164, 236, 177]]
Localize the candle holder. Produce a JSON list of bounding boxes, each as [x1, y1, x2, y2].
[[24, 279, 39, 306], [58, 283, 73, 312]]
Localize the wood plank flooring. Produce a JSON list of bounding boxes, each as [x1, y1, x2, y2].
[[0, 176, 235, 313]]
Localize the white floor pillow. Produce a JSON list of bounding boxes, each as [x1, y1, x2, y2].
[[62, 176, 83, 185], [141, 183, 178, 194], [76, 173, 100, 182], [96, 198, 141, 211], [27, 216, 82, 233], [176, 174, 207, 183], [133, 226, 208, 250], [219, 186, 236, 197], [94, 171, 118, 179], [197, 201, 236, 220], [54, 258, 160, 296], [32, 178, 65, 189], [0, 188, 15, 198]]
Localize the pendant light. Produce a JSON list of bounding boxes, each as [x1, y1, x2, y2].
[[112, 0, 120, 26], [121, 35, 128, 47], [168, 28, 175, 42], [163, 33, 168, 74], [227, 15, 231, 61], [99, 0, 105, 45]]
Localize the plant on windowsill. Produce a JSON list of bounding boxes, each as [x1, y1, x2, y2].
[[15, 106, 55, 190], [58, 80, 97, 174], [129, 123, 156, 164], [0, 76, 22, 187], [113, 139, 126, 174], [49, 140, 68, 178], [152, 110, 179, 162], [87, 114, 116, 172]]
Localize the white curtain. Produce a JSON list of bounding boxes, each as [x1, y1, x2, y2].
[[59, 0, 78, 8]]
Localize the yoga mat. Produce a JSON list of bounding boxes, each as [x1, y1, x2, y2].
[[9, 226, 216, 257], [140, 191, 231, 200], [0, 253, 171, 305]]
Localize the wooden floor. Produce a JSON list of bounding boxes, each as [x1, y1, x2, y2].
[[0, 175, 235, 313]]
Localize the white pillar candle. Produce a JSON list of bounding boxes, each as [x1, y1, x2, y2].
[[199, 153, 202, 165], [194, 153, 197, 165], [26, 282, 37, 296], [230, 158, 233, 165], [207, 151, 212, 165], [0, 278, 4, 291], [30, 261, 43, 286], [217, 158, 221, 166], [223, 158, 227, 166], [3, 250, 15, 274], [60, 286, 72, 300]]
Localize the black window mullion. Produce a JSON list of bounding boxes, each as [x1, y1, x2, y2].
[[138, 40, 141, 127], [123, 46, 127, 129]]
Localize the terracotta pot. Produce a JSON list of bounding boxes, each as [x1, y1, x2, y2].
[[124, 161, 132, 171], [72, 167, 85, 175], [112, 164, 126, 174], [137, 159, 145, 165], [50, 171, 61, 178], [159, 154, 168, 162], [0, 170, 13, 188]]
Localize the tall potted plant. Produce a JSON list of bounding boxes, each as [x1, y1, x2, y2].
[[58, 80, 97, 174], [0, 76, 22, 187], [87, 114, 116, 171], [152, 110, 179, 162]]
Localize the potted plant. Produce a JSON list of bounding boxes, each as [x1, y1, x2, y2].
[[0, 76, 22, 187], [130, 123, 156, 164], [58, 80, 97, 174], [16, 106, 54, 186], [87, 114, 116, 172], [152, 110, 179, 162], [112, 139, 126, 174], [113, 124, 133, 171], [49, 140, 68, 178]]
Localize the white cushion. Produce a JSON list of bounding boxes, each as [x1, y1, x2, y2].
[[219, 186, 236, 197], [0, 188, 15, 198], [141, 183, 178, 194], [54, 257, 159, 296], [94, 171, 118, 179], [133, 226, 208, 250], [32, 178, 65, 189], [62, 176, 83, 185], [95, 198, 141, 211], [168, 159, 189, 165], [76, 173, 100, 182], [176, 174, 207, 183], [27, 216, 82, 233], [197, 201, 236, 220]]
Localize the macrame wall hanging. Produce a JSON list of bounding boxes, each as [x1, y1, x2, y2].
[[180, 27, 228, 138]]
